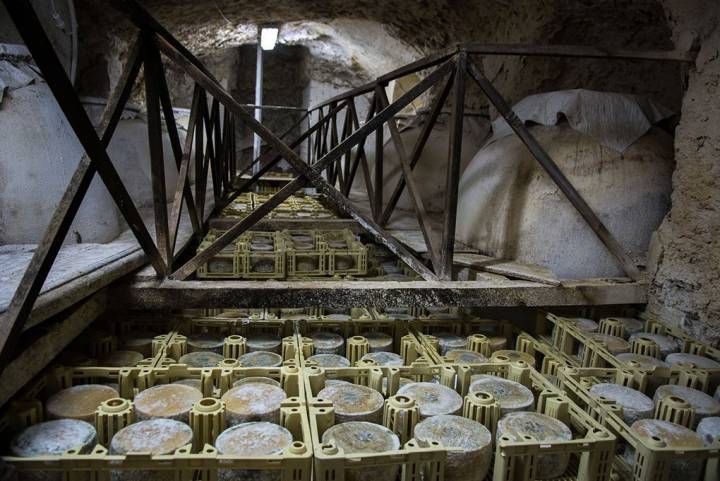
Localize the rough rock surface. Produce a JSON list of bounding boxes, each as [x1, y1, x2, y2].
[[647, 1, 720, 346]]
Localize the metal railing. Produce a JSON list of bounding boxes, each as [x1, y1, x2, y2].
[[0, 0, 695, 368]]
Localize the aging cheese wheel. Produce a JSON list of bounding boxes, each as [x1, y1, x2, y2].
[[490, 350, 536, 367], [173, 378, 203, 391], [121, 334, 154, 357], [469, 375, 534, 414], [233, 377, 281, 388], [311, 332, 345, 354], [397, 382, 463, 418], [629, 333, 680, 358], [615, 353, 669, 369], [187, 333, 224, 353], [601, 317, 644, 339], [587, 333, 630, 355], [625, 419, 704, 481], [46, 384, 118, 422], [238, 351, 283, 367], [435, 332, 467, 356], [317, 384, 384, 423], [221, 383, 287, 425], [134, 384, 203, 422], [321, 422, 400, 481], [178, 351, 224, 367], [361, 331, 393, 352], [246, 334, 282, 353], [111, 419, 192, 454], [496, 412, 572, 479], [488, 336, 508, 352], [360, 351, 404, 366], [589, 383, 654, 425], [216, 421, 293, 455], [414, 415, 492, 481], [665, 353, 720, 369], [696, 417, 720, 446], [446, 349, 488, 364], [11, 419, 97, 456], [307, 354, 351, 367], [569, 317, 599, 333], [654, 385, 720, 427], [100, 350, 144, 367]]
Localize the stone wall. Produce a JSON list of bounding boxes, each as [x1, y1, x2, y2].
[[647, 1, 720, 344]]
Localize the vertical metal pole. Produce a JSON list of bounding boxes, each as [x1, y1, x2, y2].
[[252, 33, 263, 174]]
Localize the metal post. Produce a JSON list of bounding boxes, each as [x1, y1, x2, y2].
[[252, 33, 263, 174]]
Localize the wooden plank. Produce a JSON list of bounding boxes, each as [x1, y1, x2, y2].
[[464, 43, 696, 62], [380, 71, 454, 226], [373, 93, 384, 221], [466, 59, 641, 280], [143, 38, 172, 271], [452, 253, 561, 286], [377, 86, 442, 271], [113, 278, 649, 310], [208, 217, 362, 233], [439, 51, 467, 279]]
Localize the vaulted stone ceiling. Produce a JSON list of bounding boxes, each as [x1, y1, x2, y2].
[[75, 0, 680, 108]]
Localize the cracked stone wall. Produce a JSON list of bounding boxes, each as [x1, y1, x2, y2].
[[647, 1, 720, 345]]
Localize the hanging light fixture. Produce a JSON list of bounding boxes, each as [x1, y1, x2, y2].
[[260, 26, 279, 50]]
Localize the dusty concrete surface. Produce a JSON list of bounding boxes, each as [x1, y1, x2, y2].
[[646, 1, 720, 345]]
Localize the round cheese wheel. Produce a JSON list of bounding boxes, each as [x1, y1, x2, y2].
[[360, 351, 404, 366], [415, 415, 492, 481], [246, 334, 282, 353], [307, 354, 351, 367], [173, 379, 203, 391], [100, 350, 144, 367], [446, 350, 488, 364], [665, 353, 720, 369], [488, 336, 508, 352], [629, 333, 680, 358], [238, 351, 283, 367], [232, 377, 281, 388], [601, 317, 644, 339], [361, 331, 393, 352], [110, 419, 192, 454], [321, 422, 400, 481], [570, 317, 599, 332], [187, 333, 224, 353], [490, 350, 536, 367], [134, 384, 202, 422], [696, 417, 720, 446], [588, 334, 630, 354], [625, 419, 704, 481], [121, 334, 154, 357], [397, 382, 463, 418], [589, 383, 654, 425], [221, 383, 287, 425], [615, 353, 669, 369], [654, 385, 720, 427], [11, 419, 96, 456], [497, 412, 572, 479], [317, 384, 384, 423], [216, 422, 292, 455], [469, 375, 534, 414], [178, 351, 224, 367], [435, 332, 467, 356], [46, 384, 118, 422], [311, 332, 345, 354]]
